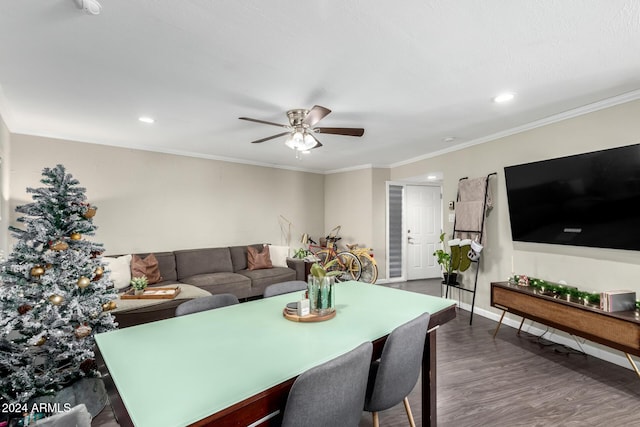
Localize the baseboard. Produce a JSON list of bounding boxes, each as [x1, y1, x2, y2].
[[457, 302, 636, 372]]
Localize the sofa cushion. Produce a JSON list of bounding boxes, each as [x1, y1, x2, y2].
[[103, 254, 132, 290], [175, 248, 233, 280], [131, 254, 163, 284], [268, 245, 290, 268], [247, 245, 272, 270], [134, 252, 177, 282], [238, 267, 296, 296], [229, 244, 264, 272], [179, 272, 252, 298]]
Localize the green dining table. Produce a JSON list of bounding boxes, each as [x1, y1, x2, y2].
[[95, 281, 456, 427]]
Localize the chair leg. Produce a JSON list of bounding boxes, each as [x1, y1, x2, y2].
[[403, 397, 416, 427], [372, 411, 379, 427]]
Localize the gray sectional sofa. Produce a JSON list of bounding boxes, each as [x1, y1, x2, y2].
[[137, 244, 300, 299], [111, 244, 305, 328]]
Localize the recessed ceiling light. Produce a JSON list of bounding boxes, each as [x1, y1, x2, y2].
[[427, 175, 437, 180], [493, 92, 515, 103], [138, 116, 155, 124], [443, 137, 455, 143]]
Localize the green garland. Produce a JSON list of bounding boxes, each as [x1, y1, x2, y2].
[[511, 276, 640, 311], [511, 276, 601, 305]]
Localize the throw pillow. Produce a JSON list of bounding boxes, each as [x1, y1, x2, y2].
[[268, 245, 289, 268], [247, 245, 273, 270], [130, 253, 163, 284], [103, 254, 132, 290]]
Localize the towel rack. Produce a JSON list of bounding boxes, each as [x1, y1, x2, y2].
[[444, 172, 496, 325]]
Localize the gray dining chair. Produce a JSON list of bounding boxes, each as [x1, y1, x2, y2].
[[364, 312, 431, 427], [263, 280, 308, 298], [281, 342, 373, 427], [175, 294, 239, 316]]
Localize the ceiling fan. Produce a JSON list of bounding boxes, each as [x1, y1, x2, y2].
[[239, 105, 364, 151]]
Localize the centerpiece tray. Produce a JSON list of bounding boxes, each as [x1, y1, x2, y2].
[[283, 308, 336, 322], [121, 286, 181, 300]]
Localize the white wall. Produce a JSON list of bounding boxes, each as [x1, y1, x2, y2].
[[9, 134, 325, 255]]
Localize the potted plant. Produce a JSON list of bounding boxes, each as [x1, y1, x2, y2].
[[130, 276, 148, 295], [308, 261, 341, 315], [433, 233, 458, 285], [293, 247, 313, 260]]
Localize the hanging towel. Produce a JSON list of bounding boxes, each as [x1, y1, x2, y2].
[[454, 201, 484, 234], [459, 176, 493, 212], [455, 176, 493, 245]]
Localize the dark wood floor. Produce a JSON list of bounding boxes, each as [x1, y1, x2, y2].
[[93, 279, 640, 426], [358, 279, 640, 427]]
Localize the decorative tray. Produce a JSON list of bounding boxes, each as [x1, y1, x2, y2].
[[283, 308, 336, 323], [121, 286, 181, 300]]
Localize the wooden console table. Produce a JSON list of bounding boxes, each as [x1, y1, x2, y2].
[[490, 281, 640, 378]]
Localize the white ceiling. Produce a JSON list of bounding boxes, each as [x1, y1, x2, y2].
[[1, 1, 640, 173]]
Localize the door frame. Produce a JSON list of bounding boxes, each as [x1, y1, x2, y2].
[[385, 181, 443, 283]]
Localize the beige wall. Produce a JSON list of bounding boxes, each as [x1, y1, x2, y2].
[[390, 99, 640, 316], [324, 168, 373, 246], [9, 134, 325, 255], [371, 168, 390, 279], [323, 167, 390, 279]]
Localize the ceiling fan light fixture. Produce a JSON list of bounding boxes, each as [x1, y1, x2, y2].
[[302, 133, 317, 149], [285, 130, 316, 151]]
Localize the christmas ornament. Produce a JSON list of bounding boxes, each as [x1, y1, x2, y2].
[[93, 266, 104, 281], [36, 336, 47, 346], [30, 266, 45, 277], [74, 324, 92, 339], [84, 206, 97, 219], [49, 294, 64, 305], [18, 304, 33, 315], [50, 240, 69, 251], [102, 300, 117, 311], [77, 276, 90, 289], [70, 232, 82, 240]]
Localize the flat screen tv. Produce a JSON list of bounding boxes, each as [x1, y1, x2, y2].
[[504, 143, 640, 251]]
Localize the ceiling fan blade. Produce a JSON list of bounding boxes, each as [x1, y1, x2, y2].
[[239, 117, 289, 128], [251, 132, 290, 144], [303, 105, 331, 126], [315, 127, 365, 137]]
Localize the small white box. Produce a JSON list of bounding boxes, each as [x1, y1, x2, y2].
[[297, 299, 310, 316]]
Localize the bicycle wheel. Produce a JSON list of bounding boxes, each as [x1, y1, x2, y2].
[[357, 254, 378, 284], [329, 252, 362, 282]]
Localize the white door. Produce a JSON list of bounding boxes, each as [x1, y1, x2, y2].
[[406, 185, 442, 280]]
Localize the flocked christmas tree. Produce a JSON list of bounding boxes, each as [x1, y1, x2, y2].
[[0, 164, 117, 405]]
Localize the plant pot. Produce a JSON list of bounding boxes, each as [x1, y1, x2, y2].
[[442, 272, 458, 286], [134, 289, 144, 296]]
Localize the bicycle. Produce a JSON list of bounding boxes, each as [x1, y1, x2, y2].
[[301, 228, 362, 282], [345, 243, 378, 284]]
